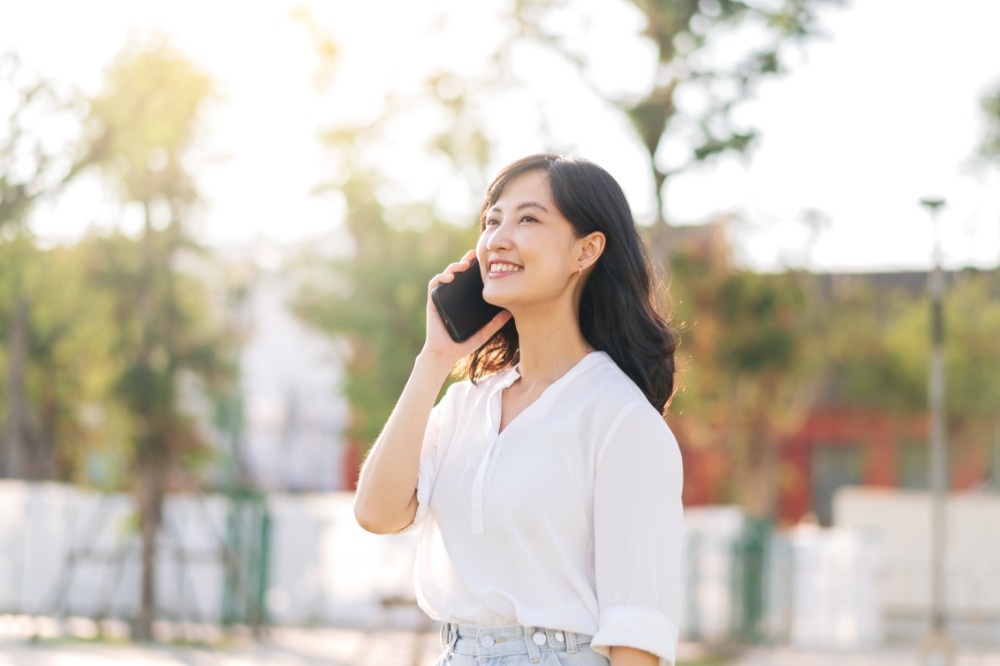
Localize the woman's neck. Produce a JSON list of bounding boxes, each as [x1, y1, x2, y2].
[[512, 305, 594, 388]]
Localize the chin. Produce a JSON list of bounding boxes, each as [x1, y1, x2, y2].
[[483, 294, 506, 308], [482, 289, 512, 309]]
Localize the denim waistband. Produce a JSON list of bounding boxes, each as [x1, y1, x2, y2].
[[439, 622, 593, 661]]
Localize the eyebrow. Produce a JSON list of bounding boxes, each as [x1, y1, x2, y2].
[[488, 201, 550, 215]]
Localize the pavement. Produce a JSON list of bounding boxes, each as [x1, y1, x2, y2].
[[2, 621, 1000, 666], [731, 646, 1000, 666]]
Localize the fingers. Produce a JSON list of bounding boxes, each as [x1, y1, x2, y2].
[[462, 309, 513, 351], [428, 250, 477, 293]]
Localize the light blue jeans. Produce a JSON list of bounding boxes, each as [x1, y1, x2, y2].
[[435, 623, 610, 665]]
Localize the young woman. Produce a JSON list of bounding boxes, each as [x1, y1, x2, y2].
[[354, 154, 683, 665]]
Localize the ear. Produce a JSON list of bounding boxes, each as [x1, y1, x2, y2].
[[576, 231, 606, 270]]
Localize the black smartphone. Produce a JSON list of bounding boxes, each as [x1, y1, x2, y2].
[[431, 258, 504, 343]]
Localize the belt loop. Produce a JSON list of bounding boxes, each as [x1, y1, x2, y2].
[[440, 622, 458, 659], [566, 630, 579, 653], [524, 626, 542, 663]]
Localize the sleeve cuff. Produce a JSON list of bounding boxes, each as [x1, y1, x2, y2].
[[411, 478, 430, 527], [591, 605, 679, 665], [402, 458, 434, 532]]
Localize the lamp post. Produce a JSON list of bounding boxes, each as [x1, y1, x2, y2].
[[917, 197, 954, 666]]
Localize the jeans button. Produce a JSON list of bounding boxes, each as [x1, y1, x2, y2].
[[554, 631, 565, 642], [479, 633, 495, 647], [532, 631, 547, 645]]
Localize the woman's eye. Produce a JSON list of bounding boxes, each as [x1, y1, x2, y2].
[[485, 218, 500, 227], [519, 215, 536, 223]]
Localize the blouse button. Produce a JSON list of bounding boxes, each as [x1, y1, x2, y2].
[[480, 634, 495, 647], [532, 631, 547, 645], [554, 631, 565, 642]]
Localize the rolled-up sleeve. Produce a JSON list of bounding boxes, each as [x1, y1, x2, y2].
[[411, 407, 440, 527], [590, 403, 684, 665]]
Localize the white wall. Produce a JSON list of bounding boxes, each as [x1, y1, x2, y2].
[[0, 482, 415, 626], [773, 526, 883, 649], [834, 487, 1000, 618], [0, 482, 230, 622]]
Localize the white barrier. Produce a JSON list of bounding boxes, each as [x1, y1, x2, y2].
[[0, 482, 418, 627], [780, 526, 883, 649], [682, 505, 746, 642], [9, 480, 968, 648], [834, 487, 1000, 618]]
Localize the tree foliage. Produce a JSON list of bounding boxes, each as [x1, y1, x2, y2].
[[0, 52, 95, 232], [293, 133, 476, 458], [0, 237, 115, 480], [509, 0, 838, 226], [80, 38, 233, 641], [0, 53, 105, 479], [667, 248, 815, 515], [980, 79, 1000, 161]]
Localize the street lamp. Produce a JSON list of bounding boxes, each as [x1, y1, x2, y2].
[[917, 197, 954, 666]]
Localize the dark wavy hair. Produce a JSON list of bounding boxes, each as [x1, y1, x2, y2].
[[463, 153, 677, 414]]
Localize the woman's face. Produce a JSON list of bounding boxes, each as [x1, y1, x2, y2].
[[476, 169, 583, 313]]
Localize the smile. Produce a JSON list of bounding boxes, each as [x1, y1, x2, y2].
[[489, 262, 522, 274]]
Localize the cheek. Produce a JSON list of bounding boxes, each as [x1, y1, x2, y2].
[[476, 233, 489, 258]]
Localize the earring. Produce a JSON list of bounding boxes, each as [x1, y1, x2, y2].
[[578, 266, 583, 276]]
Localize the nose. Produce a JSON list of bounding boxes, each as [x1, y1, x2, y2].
[[485, 217, 512, 252]]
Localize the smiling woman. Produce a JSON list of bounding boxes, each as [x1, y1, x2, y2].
[[354, 154, 684, 666]]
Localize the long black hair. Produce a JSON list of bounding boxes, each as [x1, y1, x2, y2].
[[464, 154, 677, 414]]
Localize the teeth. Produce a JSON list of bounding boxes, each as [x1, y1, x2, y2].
[[491, 262, 522, 272]]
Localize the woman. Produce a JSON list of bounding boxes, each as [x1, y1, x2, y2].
[[354, 154, 683, 665]]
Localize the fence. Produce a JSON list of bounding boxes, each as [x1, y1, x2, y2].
[[2, 481, 997, 647]]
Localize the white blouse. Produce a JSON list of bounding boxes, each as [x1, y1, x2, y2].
[[412, 351, 684, 664]]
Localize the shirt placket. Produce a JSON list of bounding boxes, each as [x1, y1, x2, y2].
[[469, 372, 516, 535]]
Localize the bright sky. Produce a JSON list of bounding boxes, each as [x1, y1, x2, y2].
[[3, 0, 1000, 272]]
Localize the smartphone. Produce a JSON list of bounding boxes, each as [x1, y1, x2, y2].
[[431, 258, 504, 342]]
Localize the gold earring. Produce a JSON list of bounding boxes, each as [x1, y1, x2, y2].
[[578, 266, 583, 276]]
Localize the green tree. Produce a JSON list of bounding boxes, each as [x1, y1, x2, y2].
[[0, 52, 99, 231], [509, 0, 837, 231], [0, 238, 130, 482], [82, 38, 233, 641], [822, 279, 927, 412], [294, 130, 474, 471], [980, 79, 1000, 161], [669, 252, 814, 516], [0, 52, 104, 478], [288, 9, 500, 471], [822, 271, 1000, 487], [977, 76, 1000, 487]]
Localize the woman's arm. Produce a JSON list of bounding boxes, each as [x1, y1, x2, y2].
[[353, 351, 453, 534], [591, 403, 684, 663], [353, 251, 511, 534], [610, 646, 662, 665]]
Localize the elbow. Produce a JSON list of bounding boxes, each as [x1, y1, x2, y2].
[[353, 497, 384, 534], [353, 496, 407, 535]]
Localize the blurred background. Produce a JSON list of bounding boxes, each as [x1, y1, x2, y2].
[[1, 0, 1000, 664]]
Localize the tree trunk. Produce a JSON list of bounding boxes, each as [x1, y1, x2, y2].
[[133, 203, 161, 641], [738, 388, 779, 521], [135, 448, 164, 641], [743, 430, 777, 520], [1, 299, 47, 479]]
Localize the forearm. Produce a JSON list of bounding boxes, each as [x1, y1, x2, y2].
[[353, 352, 453, 533], [610, 646, 662, 666]]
